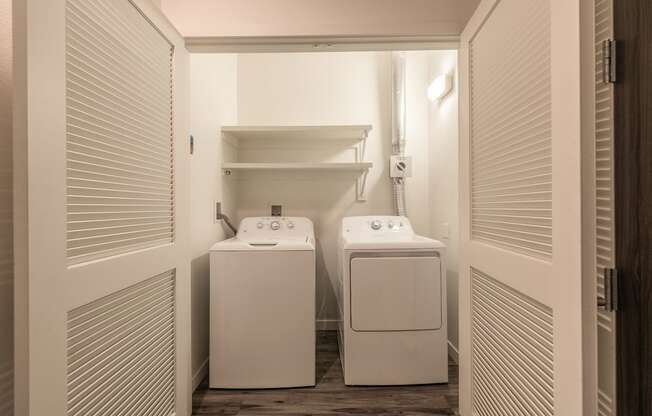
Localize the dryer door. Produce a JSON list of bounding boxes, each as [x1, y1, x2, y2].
[[350, 254, 442, 331]]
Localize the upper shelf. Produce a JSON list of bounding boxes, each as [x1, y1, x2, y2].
[[221, 125, 372, 143], [222, 162, 372, 172]]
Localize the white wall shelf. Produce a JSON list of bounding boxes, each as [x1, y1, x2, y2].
[[220, 124, 372, 201], [221, 125, 372, 144], [222, 162, 373, 172]]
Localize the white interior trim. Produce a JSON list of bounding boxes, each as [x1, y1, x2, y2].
[[192, 358, 209, 392], [186, 35, 460, 53], [580, 0, 599, 414], [447, 341, 459, 364]]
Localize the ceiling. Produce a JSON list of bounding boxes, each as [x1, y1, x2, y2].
[[160, 0, 481, 39]]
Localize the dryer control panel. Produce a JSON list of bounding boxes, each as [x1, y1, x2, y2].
[[342, 216, 414, 237]]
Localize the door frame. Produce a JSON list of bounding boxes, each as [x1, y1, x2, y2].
[[580, 0, 600, 413], [614, 0, 652, 414], [185, 35, 460, 53]]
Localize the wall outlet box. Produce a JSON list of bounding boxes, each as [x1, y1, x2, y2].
[[271, 204, 283, 217], [440, 222, 450, 239], [390, 155, 413, 178], [215, 201, 223, 223]]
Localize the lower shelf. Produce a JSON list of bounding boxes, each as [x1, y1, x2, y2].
[[222, 162, 371, 201]]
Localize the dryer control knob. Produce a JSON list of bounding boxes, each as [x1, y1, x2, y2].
[[371, 220, 382, 230], [270, 221, 281, 231], [256, 222, 264, 229], [287, 221, 295, 229]]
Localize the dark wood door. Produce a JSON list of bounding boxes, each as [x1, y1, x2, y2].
[[614, 0, 652, 415]]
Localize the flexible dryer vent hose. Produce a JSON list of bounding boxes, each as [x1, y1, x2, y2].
[[392, 178, 407, 217]]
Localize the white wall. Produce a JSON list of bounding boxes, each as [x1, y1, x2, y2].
[[0, 0, 12, 413], [161, 0, 480, 38], [189, 54, 238, 387], [427, 50, 460, 357], [234, 51, 434, 326]]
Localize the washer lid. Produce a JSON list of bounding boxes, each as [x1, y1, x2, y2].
[[210, 237, 315, 251]]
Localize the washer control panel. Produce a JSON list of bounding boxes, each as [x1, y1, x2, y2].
[[238, 217, 313, 240]]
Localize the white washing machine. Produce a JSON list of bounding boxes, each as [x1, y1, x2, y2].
[[209, 217, 316, 389], [337, 216, 448, 385]]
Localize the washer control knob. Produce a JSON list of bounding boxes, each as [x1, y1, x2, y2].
[[256, 222, 264, 229], [370, 220, 382, 230], [287, 221, 295, 229], [270, 220, 281, 231], [387, 221, 395, 229]]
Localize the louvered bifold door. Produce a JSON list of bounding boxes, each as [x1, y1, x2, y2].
[[13, 0, 191, 415], [595, 0, 617, 414], [66, 272, 176, 416], [66, 0, 175, 264], [459, 0, 588, 415]]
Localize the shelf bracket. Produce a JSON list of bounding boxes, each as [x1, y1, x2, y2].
[[353, 130, 369, 201], [356, 170, 368, 202], [355, 132, 368, 163]]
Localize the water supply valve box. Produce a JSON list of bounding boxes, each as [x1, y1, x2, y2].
[[390, 155, 413, 178]]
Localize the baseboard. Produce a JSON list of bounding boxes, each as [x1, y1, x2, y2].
[[316, 319, 340, 331], [448, 340, 459, 364], [192, 358, 209, 392]]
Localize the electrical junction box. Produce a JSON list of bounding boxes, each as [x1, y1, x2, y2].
[[390, 155, 412, 178], [271, 204, 283, 217]]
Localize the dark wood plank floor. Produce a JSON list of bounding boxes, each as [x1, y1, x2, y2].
[[193, 331, 459, 416]]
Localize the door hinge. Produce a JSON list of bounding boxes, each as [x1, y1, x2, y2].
[[602, 39, 617, 84], [598, 267, 619, 312]]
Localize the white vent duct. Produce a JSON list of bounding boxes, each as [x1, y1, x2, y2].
[[391, 51, 407, 217]]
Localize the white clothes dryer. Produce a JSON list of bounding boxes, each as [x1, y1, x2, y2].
[[337, 216, 448, 385]]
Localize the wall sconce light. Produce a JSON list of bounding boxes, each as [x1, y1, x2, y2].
[[427, 73, 453, 101]]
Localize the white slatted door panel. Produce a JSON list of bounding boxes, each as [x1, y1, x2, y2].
[[470, 0, 552, 259], [15, 0, 189, 415], [460, 0, 585, 415], [66, 0, 174, 264], [0, 121, 11, 416], [471, 269, 554, 416], [0, 138, 10, 286], [595, 0, 616, 415], [595, 0, 615, 326], [0, 362, 12, 416], [67, 271, 176, 416]]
